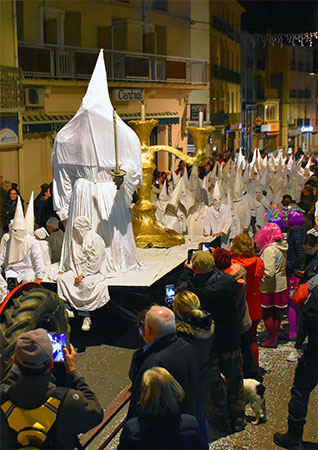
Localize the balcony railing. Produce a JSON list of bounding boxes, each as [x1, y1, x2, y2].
[[18, 42, 208, 85], [0, 66, 23, 110], [211, 64, 241, 84]]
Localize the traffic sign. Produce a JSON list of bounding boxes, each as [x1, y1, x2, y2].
[[255, 116, 263, 126]]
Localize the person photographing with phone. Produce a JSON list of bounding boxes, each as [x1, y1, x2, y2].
[[0, 328, 103, 450]]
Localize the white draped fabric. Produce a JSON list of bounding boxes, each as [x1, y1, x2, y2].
[[0, 273, 7, 304], [1, 236, 45, 283], [51, 50, 142, 275], [203, 203, 232, 236], [230, 196, 252, 238], [57, 218, 109, 311], [38, 240, 52, 265]]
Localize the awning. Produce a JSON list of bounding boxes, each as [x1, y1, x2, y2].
[[121, 112, 180, 125], [22, 114, 73, 137], [22, 111, 179, 137]]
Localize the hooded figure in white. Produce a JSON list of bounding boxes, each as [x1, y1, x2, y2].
[[230, 169, 251, 238], [0, 197, 45, 283], [51, 50, 142, 276], [203, 180, 232, 246], [57, 216, 109, 331], [186, 176, 208, 236]]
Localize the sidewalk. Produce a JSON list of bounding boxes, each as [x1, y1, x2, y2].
[[209, 340, 318, 450]]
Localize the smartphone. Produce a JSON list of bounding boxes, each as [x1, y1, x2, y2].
[[187, 249, 197, 263], [165, 284, 175, 305], [199, 242, 210, 252], [48, 332, 69, 362]]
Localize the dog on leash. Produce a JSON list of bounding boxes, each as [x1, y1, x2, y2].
[[243, 378, 267, 424]]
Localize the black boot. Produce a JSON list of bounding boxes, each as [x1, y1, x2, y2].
[[273, 417, 305, 449]]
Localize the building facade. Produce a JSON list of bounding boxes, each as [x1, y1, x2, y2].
[[1, 0, 209, 200]]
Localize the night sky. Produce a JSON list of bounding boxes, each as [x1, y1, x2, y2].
[[239, 0, 318, 33]]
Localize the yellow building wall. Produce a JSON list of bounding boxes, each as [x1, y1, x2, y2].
[[0, 0, 16, 67], [19, 137, 53, 200]]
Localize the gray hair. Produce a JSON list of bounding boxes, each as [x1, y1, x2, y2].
[[146, 306, 176, 336]]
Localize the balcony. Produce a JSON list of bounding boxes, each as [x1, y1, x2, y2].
[[18, 42, 208, 85], [211, 65, 241, 84], [0, 66, 23, 111]]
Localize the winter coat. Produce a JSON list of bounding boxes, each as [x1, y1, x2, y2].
[[117, 412, 208, 449], [176, 311, 213, 402], [231, 255, 265, 321], [127, 332, 200, 421], [259, 240, 288, 294], [0, 367, 103, 450], [177, 268, 241, 354], [287, 226, 306, 275], [3, 199, 19, 232]]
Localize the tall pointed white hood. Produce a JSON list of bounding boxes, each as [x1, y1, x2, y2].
[[51, 49, 142, 190], [25, 191, 34, 235]]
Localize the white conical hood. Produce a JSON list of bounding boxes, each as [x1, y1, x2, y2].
[[158, 179, 170, 202], [171, 167, 180, 186], [259, 165, 268, 187], [222, 160, 231, 181], [212, 179, 222, 200], [233, 169, 244, 200], [303, 158, 313, 178], [236, 148, 245, 171], [227, 188, 233, 211], [25, 191, 34, 235], [12, 196, 26, 231], [51, 49, 142, 196]]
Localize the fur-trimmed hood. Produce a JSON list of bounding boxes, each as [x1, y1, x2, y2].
[[176, 311, 214, 339]]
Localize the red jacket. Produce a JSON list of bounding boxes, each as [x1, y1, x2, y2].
[[231, 255, 265, 321]]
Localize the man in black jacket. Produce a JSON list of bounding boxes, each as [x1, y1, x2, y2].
[[176, 250, 245, 434], [274, 281, 317, 449], [127, 305, 200, 420], [0, 328, 103, 449]]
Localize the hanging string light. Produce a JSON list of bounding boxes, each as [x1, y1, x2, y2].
[[241, 31, 318, 48]]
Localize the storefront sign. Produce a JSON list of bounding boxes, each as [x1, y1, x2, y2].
[[190, 104, 207, 121], [301, 126, 313, 133], [0, 116, 19, 146], [113, 89, 144, 102]]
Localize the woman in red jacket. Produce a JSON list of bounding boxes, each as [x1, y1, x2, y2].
[[231, 233, 265, 367]]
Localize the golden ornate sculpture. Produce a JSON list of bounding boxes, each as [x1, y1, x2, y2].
[[129, 119, 215, 248]]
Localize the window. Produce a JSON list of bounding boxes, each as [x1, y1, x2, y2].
[[265, 102, 279, 121], [152, 0, 168, 11]]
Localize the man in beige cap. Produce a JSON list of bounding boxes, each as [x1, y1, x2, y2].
[[0, 328, 103, 449]]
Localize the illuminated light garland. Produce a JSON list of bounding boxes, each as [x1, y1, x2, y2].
[[241, 31, 318, 47]]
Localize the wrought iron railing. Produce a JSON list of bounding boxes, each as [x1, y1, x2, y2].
[[0, 66, 23, 110], [18, 42, 208, 85]]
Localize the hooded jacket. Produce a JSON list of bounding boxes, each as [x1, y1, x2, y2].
[[230, 255, 265, 321], [176, 312, 213, 401], [259, 239, 288, 294]]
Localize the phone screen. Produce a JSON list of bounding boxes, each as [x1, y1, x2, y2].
[[199, 242, 210, 251], [48, 332, 69, 362], [187, 249, 197, 263], [165, 284, 175, 304]]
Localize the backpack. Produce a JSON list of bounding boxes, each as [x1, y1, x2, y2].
[[1, 386, 68, 450]]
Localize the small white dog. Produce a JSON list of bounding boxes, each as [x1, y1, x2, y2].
[[243, 378, 267, 425]]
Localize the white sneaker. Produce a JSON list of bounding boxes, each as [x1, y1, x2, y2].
[[66, 309, 74, 319], [287, 348, 298, 362], [81, 317, 91, 332]]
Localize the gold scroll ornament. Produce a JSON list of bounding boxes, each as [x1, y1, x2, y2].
[[129, 119, 215, 248]]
